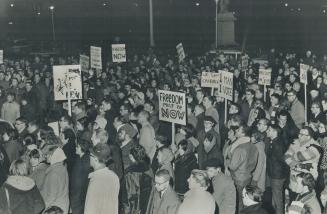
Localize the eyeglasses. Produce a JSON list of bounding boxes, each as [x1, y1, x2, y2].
[[154, 180, 168, 186], [299, 132, 309, 137]]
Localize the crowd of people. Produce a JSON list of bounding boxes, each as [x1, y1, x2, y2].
[[0, 47, 327, 214]]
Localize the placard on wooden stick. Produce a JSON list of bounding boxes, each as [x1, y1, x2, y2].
[[90, 46, 102, 70], [112, 44, 126, 63]]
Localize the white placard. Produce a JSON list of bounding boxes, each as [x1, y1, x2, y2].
[[201, 72, 221, 88], [241, 55, 248, 69], [217, 70, 233, 101], [48, 122, 60, 136], [90, 46, 102, 70], [0, 50, 3, 64], [158, 90, 186, 125], [258, 68, 272, 85], [80, 55, 90, 72], [53, 65, 83, 101], [300, 63, 309, 84], [112, 44, 126, 62], [176, 43, 185, 62]]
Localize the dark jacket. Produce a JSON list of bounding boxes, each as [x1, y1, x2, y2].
[[174, 152, 198, 194], [197, 128, 222, 169], [0, 176, 45, 214], [70, 153, 91, 214], [240, 203, 268, 214], [62, 141, 76, 176], [125, 162, 153, 214], [0, 144, 10, 186], [265, 136, 289, 179]]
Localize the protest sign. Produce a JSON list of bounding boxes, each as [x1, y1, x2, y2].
[[241, 55, 248, 70], [0, 50, 3, 64], [258, 68, 272, 86], [53, 65, 83, 101], [201, 72, 221, 88], [90, 46, 102, 70], [300, 63, 309, 84], [158, 90, 186, 126], [112, 44, 126, 62], [176, 43, 185, 62], [80, 55, 90, 72], [217, 70, 233, 101]]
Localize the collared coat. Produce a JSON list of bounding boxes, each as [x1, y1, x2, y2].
[[146, 186, 180, 214]]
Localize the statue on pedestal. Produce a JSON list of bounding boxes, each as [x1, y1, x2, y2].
[[219, 0, 230, 13]]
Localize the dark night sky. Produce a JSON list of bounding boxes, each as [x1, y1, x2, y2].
[[1, 0, 327, 53]]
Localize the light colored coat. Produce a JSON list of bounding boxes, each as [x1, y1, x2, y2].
[[289, 99, 305, 129], [139, 122, 156, 161], [212, 173, 236, 214], [146, 186, 180, 214], [177, 188, 215, 214], [1, 101, 20, 124], [252, 141, 266, 191], [40, 148, 69, 214], [84, 167, 120, 214]]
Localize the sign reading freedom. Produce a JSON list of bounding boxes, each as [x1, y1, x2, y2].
[[158, 90, 186, 125]]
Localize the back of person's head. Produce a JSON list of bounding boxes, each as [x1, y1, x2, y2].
[[39, 126, 55, 140], [43, 206, 64, 214], [130, 144, 149, 163], [9, 159, 28, 176], [190, 169, 210, 188], [77, 139, 92, 154], [62, 128, 76, 143]]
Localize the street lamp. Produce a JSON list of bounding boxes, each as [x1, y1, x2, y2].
[[49, 6, 56, 41], [215, 0, 219, 49]]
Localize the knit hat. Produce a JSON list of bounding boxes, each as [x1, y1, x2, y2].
[[120, 124, 137, 138], [203, 158, 223, 169]]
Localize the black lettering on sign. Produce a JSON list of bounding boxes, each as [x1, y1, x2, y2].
[[161, 108, 185, 120]]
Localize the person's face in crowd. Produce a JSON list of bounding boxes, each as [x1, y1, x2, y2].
[[118, 130, 126, 141], [278, 115, 287, 127], [202, 97, 211, 109], [59, 117, 69, 129], [285, 83, 292, 91], [154, 175, 169, 192], [287, 92, 296, 103], [163, 84, 170, 91], [6, 94, 14, 103], [151, 80, 157, 88], [21, 99, 27, 106], [0, 72, 4, 80], [245, 91, 254, 102], [255, 90, 263, 100], [323, 77, 327, 85], [298, 129, 311, 144], [178, 145, 185, 156], [101, 101, 111, 112], [15, 120, 25, 131], [146, 89, 153, 99], [204, 120, 214, 131], [30, 156, 40, 167], [289, 74, 296, 83], [322, 100, 327, 111], [270, 96, 278, 106], [11, 78, 18, 87], [75, 121, 84, 131], [310, 104, 320, 115], [5, 73, 11, 81], [206, 167, 219, 179], [34, 56, 40, 63], [312, 68, 319, 76], [144, 103, 152, 113], [119, 105, 128, 116], [235, 127, 244, 138], [227, 129, 236, 140], [317, 77, 323, 85], [318, 123, 326, 134], [187, 175, 199, 190], [293, 82, 301, 92], [196, 91, 204, 102], [257, 120, 268, 133], [34, 74, 40, 84], [266, 127, 275, 139]]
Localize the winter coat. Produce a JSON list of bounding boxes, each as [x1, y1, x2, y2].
[[211, 173, 236, 214], [125, 162, 153, 214], [1, 101, 20, 124], [174, 152, 198, 195], [240, 203, 268, 214], [29, 162, 48, 190], [70, 153, 91, 214], [289, 99, 305, 129], [266, 136, 289, 179], [40, 148, 69, 213], [84, 167, 120, 214], [226, 136, 259, 187], [295, 191, 321, 214], [0, 176, 45, 214], [139, 122, 156, 161], [197, 128, 222, 169], [252, 141, 266, 191], [146, 186, 180, 214], [62, 141, 76, 176], [177, 188, 215, 214], [3, 139, 23, 164]]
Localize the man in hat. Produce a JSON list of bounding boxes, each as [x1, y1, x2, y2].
[[196, 116, 222, 169], [84, 143, 120, 214], [205, 158, 236, 214]]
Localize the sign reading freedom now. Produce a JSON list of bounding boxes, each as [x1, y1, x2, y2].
[[158, 90, 186, 125]]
